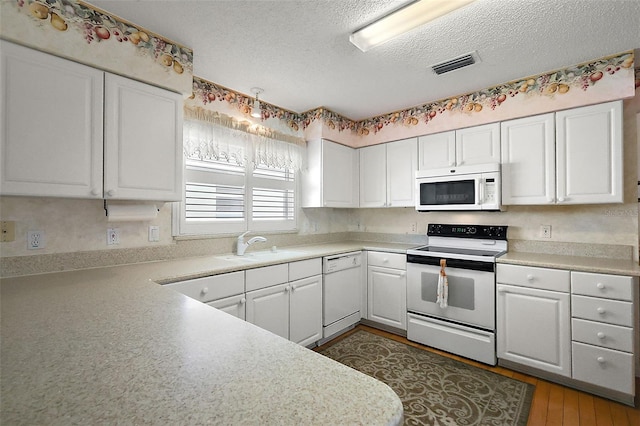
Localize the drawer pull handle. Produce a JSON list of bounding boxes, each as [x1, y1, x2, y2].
[[240, 297, 246, 304], [201, 287, 209, 295], [285, 285, 291, 292], [596, 356, 605, 364], [526, 274, 534, 281], [597, 307, 606, 315], [399, 271, 406, 277], [383, 258, 389, 263], [597, 332, 605, 339], [596, 282, 605, 289], [291, 284, 297, 291]]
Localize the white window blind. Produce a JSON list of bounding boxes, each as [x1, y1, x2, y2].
[[175, 109, 303, 236]]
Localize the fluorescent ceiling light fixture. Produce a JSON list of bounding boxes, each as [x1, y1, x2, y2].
[[350, 0, 476, 52]]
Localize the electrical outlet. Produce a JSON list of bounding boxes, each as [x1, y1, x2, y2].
[[1, 221, 15, 242], [410, 222, 417, 233], [540, 225, 552, 239], [148, 226, 160, 242], [27, 230, 44, 249], [107, 228, 120, 245]]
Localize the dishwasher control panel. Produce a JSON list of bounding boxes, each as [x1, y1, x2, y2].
[[323, 252, 362, 274]]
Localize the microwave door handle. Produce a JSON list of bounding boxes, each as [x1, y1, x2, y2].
[[478, 178, 484, 204]]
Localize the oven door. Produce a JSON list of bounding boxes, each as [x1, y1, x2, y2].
[[407, 259, 495, 330]]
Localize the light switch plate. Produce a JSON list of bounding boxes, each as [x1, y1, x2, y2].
[[1, 221, 15, 242], [148, 226, 160, 242]]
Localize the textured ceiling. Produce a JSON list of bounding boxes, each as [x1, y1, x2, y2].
[[90, 0, 640, 120]]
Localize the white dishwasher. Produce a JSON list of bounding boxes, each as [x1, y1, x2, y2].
[[322, 251, 362, 338]]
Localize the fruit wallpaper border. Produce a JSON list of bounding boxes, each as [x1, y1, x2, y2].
[[0, 0, 193, 94], [191, 51, 636, 146]]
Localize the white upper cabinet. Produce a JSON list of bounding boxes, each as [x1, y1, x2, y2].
[[386, 138, 418, 207], [501, 101, 623, 206], [456, 123, 501, 166], [501, 113, 556, 205], [302, 139, 359, 208], [556, 101, 623, 204], [418, 131, 455, 169], [104, 74, 183, 201], [418, 123, 500, 170], [0, 41, 183, 202], [359, 138, 417, 208], [0, 40, 104, 198], [359, 144, 386, 207]]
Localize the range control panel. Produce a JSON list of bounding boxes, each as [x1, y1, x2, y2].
[[427, 224, 508, 240]]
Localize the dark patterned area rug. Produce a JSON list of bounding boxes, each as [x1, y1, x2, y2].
[[318, 330, 534, 426]]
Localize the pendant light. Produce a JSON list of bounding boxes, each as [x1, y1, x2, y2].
[[251, 87, 264, 118]]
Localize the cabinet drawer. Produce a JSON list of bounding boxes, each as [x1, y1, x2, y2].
[[571, 295, 633, 327], [497, 264, 570, 292], [572, 341, 634, 395], [368, 251, 406, 269], [245, 264, 289, 292], [571, 271, 634, 301], [572, 318, 633, 352], [289, 258, 322, 281], [165, 271, 244, 303]]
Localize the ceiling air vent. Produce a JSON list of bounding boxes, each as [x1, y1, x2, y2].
[[431, 52, 479, 75]]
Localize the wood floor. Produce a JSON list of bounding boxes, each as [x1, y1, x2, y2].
[[317, 325, 640, 426]]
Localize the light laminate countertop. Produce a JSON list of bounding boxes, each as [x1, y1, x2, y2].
[[0, 241, 410, 425], [497, 251, 640, 276]]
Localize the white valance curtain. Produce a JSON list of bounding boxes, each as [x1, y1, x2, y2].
[[183, 106, 306, 170]]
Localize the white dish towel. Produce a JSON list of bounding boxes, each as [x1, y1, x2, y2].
[[436, 260, 449, 308]]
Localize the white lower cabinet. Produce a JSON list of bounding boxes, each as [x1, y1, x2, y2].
[[497, 264, 638, 404], [165, 258, 323, 346], [246, 283, 290, 339], [497, 282, 571, 377], [207, 294, 246, 320], [570, 271, 636, 396], [246, 259, 323, 346], [289, 274, 323, 346], [366, 251, 407, 330], [165, 271, 246, 320]]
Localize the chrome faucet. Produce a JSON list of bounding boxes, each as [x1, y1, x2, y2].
[[236, 231, 267, 256]]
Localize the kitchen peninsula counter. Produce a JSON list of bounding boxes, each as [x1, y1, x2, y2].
[[0, 241, 409, 425]]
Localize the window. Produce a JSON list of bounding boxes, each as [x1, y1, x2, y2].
[[175, 108, 304, 236]]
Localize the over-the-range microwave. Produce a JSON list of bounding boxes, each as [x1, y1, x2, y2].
[[415, 163, 501, 211]]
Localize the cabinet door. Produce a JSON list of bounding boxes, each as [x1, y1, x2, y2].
[[497, 284, 571, 377], [501, 113, 555, 205], [246, 283, 290, 339], [321, 140, 359, 207], [289, 275, 323, 346], [207, 294, 246, 321], [0, 40, 103, 198], [359, 144, 387, 207], [556, 101, 623, 204], [367, 266, 407, 330], [104, 73, 183, 201], [387, 138, 417, 207], [456, 122, 500, 166], [418, 131, 455, 169]]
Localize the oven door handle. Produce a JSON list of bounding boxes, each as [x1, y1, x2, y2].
[[406, 254, 495, 272]]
